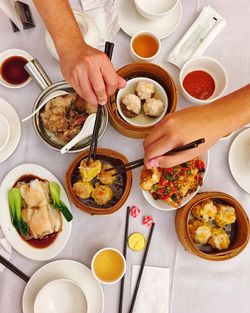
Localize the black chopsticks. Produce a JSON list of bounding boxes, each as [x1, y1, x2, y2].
[[0, 254, 29, 282], [128, 223, 155, 313], [118, 206, 130, 313], [87, 41, 115, 165], [107, 138, 205, 175]]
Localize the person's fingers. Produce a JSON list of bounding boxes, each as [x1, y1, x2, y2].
[[153, 150, 199, 168], [117, 76, 126, 89], [89, 67, 108, 105], [74, 70, 98, 106], [143, 117, 170, 150], [101, 64, 119, 97]]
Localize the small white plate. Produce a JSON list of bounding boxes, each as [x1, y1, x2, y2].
[[0, 49, 32, 88], [142, 151, 209, 211], [0, 98, 21, 163], [0, 112, 10, 152], [229, 128, 250, 193], [0, 164, 72, 261], [34, 279, 88, 313], [117, 77, 168, 127], [45, 11, 100, 61], [116, 0, 182, 39], [23, 260, 104, 313]]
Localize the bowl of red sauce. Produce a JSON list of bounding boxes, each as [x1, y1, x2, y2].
[[0, 49, 32, 88], [179, 56, 227, 104]]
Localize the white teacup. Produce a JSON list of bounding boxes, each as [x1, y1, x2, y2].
[[0, 113, 10, 152]]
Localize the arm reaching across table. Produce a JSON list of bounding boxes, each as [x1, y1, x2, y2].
[[144, 84, 250, 168], [33, 0, 126, 105]]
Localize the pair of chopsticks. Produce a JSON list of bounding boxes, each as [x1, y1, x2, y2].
[[108, 138, 205, 175], [0, 254, 29, 282], [118, 207, 155, 313], [87, 41, 115, 165]]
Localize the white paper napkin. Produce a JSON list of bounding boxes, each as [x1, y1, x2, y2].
[[80, 0, 120, 44], [130, 265, 170, 313], [0, 227, 12, 273], [0, 0, 23, 31]]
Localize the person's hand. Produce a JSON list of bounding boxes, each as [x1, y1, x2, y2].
[[143, 105, 229, 169], [59, 43, 126, 105]]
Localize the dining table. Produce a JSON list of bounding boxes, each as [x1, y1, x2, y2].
[[0, 0, 250, 313]]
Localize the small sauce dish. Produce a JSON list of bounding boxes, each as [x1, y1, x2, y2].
[[91, 247, 126, 285], [34, 279, 88, 313], [0, 49, 32, 88], [0, 113, 10, 152], [179, 56, 227, 105], [130, 31, 161, 62]]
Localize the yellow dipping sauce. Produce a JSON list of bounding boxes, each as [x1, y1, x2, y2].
[[93, 249, 125, 283]]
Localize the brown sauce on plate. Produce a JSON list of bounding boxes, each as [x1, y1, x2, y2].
[[1, 56, 29, 85]]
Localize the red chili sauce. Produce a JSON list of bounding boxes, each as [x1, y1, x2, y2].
[[183, 70, 215, 100], [0, 56, 29, 85]]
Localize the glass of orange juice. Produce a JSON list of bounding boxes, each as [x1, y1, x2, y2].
[[91, 247, 126, 284]]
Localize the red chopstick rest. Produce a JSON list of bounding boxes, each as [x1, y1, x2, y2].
[[130, 205, 141, 218]]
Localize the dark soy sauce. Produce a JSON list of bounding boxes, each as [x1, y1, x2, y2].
[[1, 56, 29, 85]]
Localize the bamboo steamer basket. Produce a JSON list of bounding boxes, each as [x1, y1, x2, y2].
[[65, 148, 132, 215], [107, 63, 177, 139], [175, 192, 250, 261]]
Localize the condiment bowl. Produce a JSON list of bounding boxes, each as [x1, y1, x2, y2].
[[116, 77, 168, 127], [91, 247, 126, 285], [130, 31, 161, 62], [134, 0, 179, 20], [65, 148, 132, 215], [0, 49, 32, 88], [0, 112, 10, 152], [108, 62, 177, 138], [179, 56, 227, 104], [175, 192, 250, 261], [34, 279, 88, 313]]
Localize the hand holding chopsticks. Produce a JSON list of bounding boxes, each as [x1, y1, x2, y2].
[[107, 138, 205, 175], [87, 41, 115, 165]]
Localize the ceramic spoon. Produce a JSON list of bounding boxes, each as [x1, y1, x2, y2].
[[21, 90, 69, 122], [60, 113, 96, 154]]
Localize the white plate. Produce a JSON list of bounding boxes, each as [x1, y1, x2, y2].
[[142, 151, 209, 211], [0, 164, 72, 261], [116, 0, 182, 39], [117, 77, 168, 127], [22, 260, 104, 313], [45, 11, 100, 61], [0, 98, 21, 163], [229, 128, 250, 193], [0, 49, 32, 88]]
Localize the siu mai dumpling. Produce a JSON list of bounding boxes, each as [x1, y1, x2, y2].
[[188, 219, 212, 245], [208, 227, 230, 250], [214, 204, 236, 227], [136, 81, 155, 100], [79, 159, 102, 181]]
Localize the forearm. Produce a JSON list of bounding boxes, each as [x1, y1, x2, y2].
[[208, 84, 250, 135], [33, 0, 85, 58]]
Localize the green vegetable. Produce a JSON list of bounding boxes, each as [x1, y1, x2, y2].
[[186, 169, 191, 176], [170, 194, 177, 202], [8, 188, 28, 236], [152, 185, 159, 191], [165, 173, 173, 181], [49, 182, 73, 222]]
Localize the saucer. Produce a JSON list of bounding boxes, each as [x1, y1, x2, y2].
[[229, 128, 250, 193], [0, 113, 10, 152], [46, 10, 100, 61], [23, 260, 104, 313], [116, 0, 182, 39], [0, 98, 21, 163]]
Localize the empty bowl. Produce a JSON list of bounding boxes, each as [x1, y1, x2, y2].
[[134, 0, 179, 20], [0, 113, 10, 152], [34, 279, 88, 313], [175, 192, 250, 261], [117, 77, 168, 127], [179, 56, 227, 104]]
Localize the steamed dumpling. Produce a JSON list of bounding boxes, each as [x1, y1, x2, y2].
[[143, 98, 164, 117], [188, 219, 212, 245], [136, 81, 155, 100], [208, 227, 230, 250], [192, 200, 218, 222], [214, 204, 236, 227], [121, 94, 141, 117]]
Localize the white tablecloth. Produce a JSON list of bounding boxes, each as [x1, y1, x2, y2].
[[0, 1, 250, 313]]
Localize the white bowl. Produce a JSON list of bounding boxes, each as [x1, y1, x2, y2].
[[0, 49, 32, 88], [45, 11, 100, 61], [91, 247, 126, 285], [134, 0, 179, 20], [142, 151, 209, 211], [0, 112, 10, 152], [34, 279, 88, 313], [179, 56, 227, 105], [130, 31, 161, 62], [117, 77, 168, 127]]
